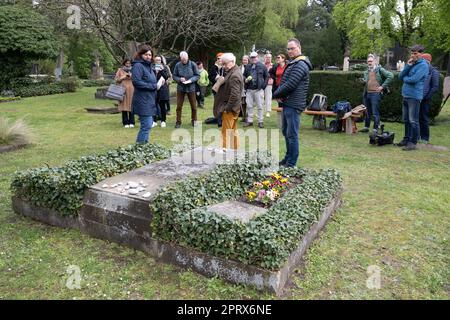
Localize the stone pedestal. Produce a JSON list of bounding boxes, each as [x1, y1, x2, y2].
[[443, 76, 450, 101]]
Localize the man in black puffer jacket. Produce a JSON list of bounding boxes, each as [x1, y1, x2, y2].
[[273, 38, 313, 168]]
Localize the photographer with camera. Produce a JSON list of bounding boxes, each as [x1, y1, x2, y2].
[[360, 54, 393, 133]]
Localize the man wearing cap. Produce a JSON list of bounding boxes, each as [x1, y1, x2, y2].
[[398, 45, 430, 151], [419, 53, 440, 144], [243, 52, 269, 128]]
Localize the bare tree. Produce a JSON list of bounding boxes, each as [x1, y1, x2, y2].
[[72, 0, 260, 60]]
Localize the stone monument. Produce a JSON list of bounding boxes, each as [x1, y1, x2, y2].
[[343, 56, 350, 71], [91, 50, 104, 80]]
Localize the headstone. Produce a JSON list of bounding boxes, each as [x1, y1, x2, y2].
[[343, 57, 350, 71], [91, 50, 104, 80], [444, 77, 450, 101], [54, 50, 64, 81]]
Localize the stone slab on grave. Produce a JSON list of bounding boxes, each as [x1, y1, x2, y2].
[[207, 201, 267, 224], [80, 147, 245, 242]]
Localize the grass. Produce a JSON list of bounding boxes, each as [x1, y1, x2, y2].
[[0, 87, 449, 299]]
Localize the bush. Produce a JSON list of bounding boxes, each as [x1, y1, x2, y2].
[[0, 117, 34, 147], [11, 144, 170, 216], [61, 76, 82, 92], [13, 83, 68, 98], [82, 79, 114, 87], [309, 71, 445, 122], [151, 157, 342, 270], [0, 6, 58, 90], [0, 96, 21, 103]]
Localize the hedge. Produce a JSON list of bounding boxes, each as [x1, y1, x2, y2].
[[11, 144, 170, 216], [309, 71, 444, 122], [151, 157, 342, 270], [82, 79, 114, 87], [0, 96, 21, 103]]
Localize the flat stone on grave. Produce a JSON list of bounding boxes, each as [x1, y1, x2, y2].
[[207, 201, 267, 224]]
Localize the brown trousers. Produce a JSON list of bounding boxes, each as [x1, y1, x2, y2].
[[222, 111, 239, 149], [176, 91, 197, 124]]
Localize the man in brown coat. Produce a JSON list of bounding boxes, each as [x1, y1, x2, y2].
[[213, 53, 244, 150]]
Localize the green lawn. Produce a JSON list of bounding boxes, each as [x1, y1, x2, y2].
[[0, 87, 449, 299]]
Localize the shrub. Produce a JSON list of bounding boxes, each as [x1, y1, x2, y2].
[[82, 79, 114, 87], [151, 158, 342, 270], [0, 117, 34, 147], [13, 83, 68, 98], [308, 71, 445, 122], [11, 144, 170, 216], [0, 96, 21, 103], [61, 76, 82, 92]]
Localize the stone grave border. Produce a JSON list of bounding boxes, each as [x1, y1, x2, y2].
[[12, 186, 342, 296]]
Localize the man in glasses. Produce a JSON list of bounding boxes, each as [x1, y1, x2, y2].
[[273, 38, 313, 167], [360, 54, 393, 133]]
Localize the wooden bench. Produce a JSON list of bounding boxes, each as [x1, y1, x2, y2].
[[273, 105, 366, 135]]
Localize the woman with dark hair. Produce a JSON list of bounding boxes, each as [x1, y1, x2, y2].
[[152, 54, 170, 128], [131, 45, 158, 144], [269, 54, 287, 108], [115, 59, 135, 128]]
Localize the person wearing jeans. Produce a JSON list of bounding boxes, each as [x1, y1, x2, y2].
[[361, 54, 393, 132], [398, 45, 429, 151], [282, 107, 301, 167], [419, 53, 440, 144], [136, 115, 153, 144], [273, 38, 313, 167], [364, 92, 382, 130], [131, 45, 158, 144]]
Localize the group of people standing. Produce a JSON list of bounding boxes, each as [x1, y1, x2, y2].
[[211, 38, 313, 168], [114, 46, 172, 134], [362, 44, 440, 150]]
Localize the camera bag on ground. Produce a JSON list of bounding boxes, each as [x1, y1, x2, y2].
[[369, 124, 395, 146]]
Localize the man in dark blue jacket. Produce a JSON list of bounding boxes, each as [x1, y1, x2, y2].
[[273, 38, 313, 167], [419, 53, 440, 144], [398, 45, 429, 151]]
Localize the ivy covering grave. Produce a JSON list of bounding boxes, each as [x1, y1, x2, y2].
[[151, 159, 342, 270], [11, 143, 170, 216]]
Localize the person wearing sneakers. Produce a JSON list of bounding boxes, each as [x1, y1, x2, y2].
[[397, 45, 429, 151], [243, 51, 269, 128], [419, 53, 440, 144], [360, 54, 393, 133], [115, 59, 135, 128], [152, 55, 170, 128]]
